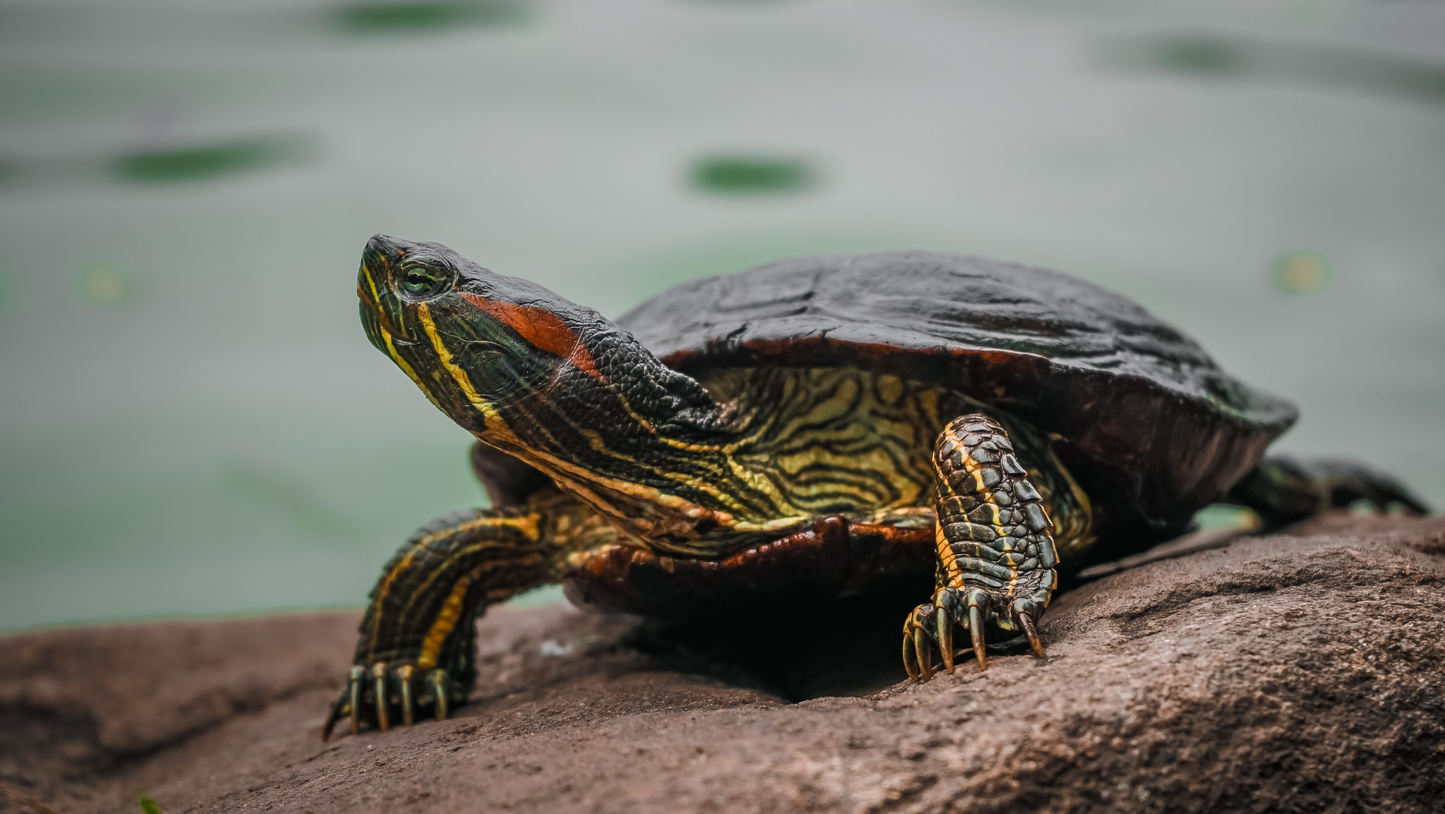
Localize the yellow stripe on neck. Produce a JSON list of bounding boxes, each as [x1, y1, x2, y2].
[[416, 301, 505, 429]]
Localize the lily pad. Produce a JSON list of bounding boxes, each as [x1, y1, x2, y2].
[[690, 156, 815, 195], [113, 136, 303, 184], [335, 1, 528, 33]]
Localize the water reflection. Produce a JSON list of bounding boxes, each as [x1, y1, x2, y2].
[[1101, 35, 1445, 105]]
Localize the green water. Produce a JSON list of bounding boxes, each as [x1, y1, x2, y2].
[[1, 0, 1442, 631]]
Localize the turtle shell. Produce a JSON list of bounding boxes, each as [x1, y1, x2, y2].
[[619, 251, 1297, 539]]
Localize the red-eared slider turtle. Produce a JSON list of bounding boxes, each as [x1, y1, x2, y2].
[[325, 236, 1428, 738]]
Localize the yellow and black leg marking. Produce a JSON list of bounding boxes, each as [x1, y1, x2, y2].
[[322, 508, 551, 740], [903, 414, 1058, 679]]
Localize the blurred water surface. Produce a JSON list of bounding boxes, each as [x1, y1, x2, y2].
[[1, 0, 1442, 630]]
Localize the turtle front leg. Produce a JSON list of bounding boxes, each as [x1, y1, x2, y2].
[[903, 414, 1058, 678], [322, 507, 552, 740]]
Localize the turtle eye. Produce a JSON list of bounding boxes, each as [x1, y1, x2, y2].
[[397, 264, 452, 301]]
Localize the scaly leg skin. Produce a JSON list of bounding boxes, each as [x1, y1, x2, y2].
[[903, 414, 1058, 679], [321, 507, 552, 740]]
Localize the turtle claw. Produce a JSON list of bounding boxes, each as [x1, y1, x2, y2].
[[935, 606, 955, 674], [321, 665, 364, 741], [901, 604, 934, 680], [902, 587, 1049, 681], [351, 665, 366, 735], [968, 602, 988, 671], [397, 664, 415, 726], [321, 662, 464, 741], [373, 663, 391, 731], [1016, 604, 1048, 659], [913, 626, 934, 681], [432, 670, 451, 721]]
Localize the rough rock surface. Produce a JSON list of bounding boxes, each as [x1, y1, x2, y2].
[[2, 513, 1443, 814]]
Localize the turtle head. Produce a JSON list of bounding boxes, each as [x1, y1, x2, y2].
[[357, 233, 603, 437], [357, 234, 724, 456]]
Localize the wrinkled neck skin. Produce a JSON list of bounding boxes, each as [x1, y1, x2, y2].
[[364, 268, 797, 552], [452, 319, 786, 551], [475, 316, 729, 473]]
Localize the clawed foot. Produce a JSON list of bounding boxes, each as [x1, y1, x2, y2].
[[901, 587, 1048, 680], [321, 662, 467, 741]]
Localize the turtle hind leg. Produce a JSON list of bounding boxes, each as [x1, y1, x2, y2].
[[322, 506, 559, 741], [903, 413, 1059, 678], [1227, 457, 1431, 531], [1314, 459, 1430, 515]]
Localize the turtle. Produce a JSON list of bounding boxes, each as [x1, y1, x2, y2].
[[324, 235, 1428, 739]]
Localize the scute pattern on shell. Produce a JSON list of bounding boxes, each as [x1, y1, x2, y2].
[[621, 252, 1288, 424], [619, 252, 1298, 538]]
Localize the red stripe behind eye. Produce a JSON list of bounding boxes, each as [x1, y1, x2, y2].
[[458, 292, 602, 379]]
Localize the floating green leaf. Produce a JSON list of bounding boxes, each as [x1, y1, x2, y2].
[[113, 137, 303, 184], [336, 1, 528, 33], [691, 156, 814, 195], [1152, 40, 1239, 74], [1102, 35, 1445, 105]]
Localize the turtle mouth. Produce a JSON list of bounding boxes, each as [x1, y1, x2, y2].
[[356, 283, 414, 343]]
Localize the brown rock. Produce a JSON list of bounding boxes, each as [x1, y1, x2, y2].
[[3, 513, 1443, 814]]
